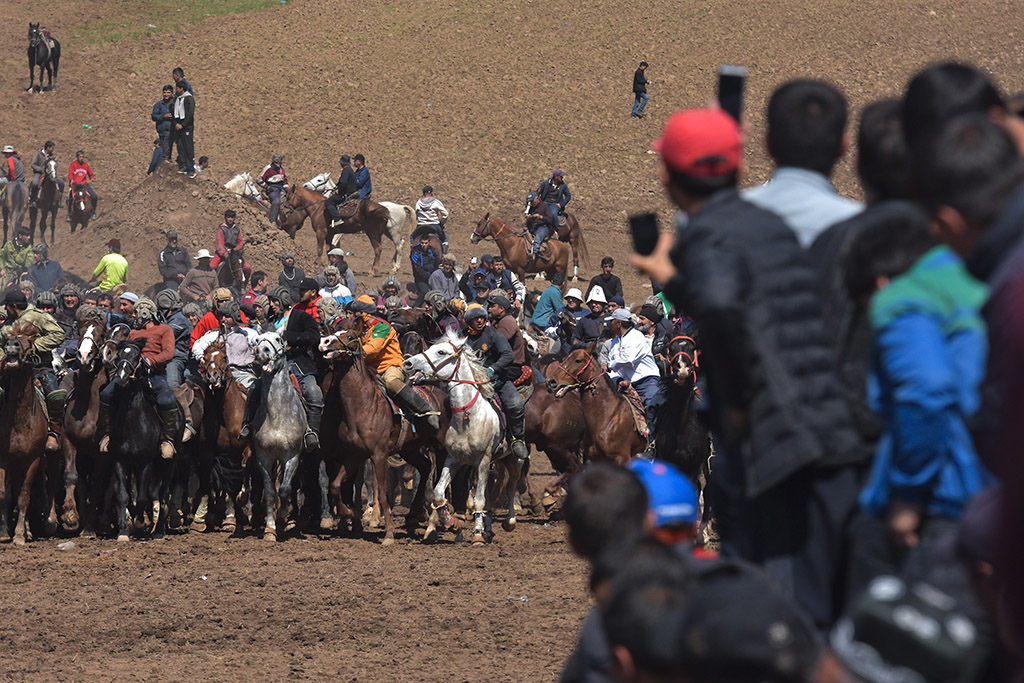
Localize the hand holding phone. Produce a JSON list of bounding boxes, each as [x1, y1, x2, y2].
[[717, 65, 748, 122], [629, 212, 659, 256]]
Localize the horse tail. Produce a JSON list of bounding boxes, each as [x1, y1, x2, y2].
[[401, 205, 414, 233], [573, 218, 590, 270], [385, 205, 405, 272]]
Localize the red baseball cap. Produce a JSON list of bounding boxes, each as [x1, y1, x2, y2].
[[106, 238, 121, 249], [652, 108, 742, 177]]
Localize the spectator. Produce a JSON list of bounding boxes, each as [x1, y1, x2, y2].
[[172, 80, 196, 177], [586, 256, 624, 301], [151, 84, 175, 162], [562, 287, 587, 320], [89, 238, 128, 291], [353, 153, 372, 199], [0, 227, 33, 281], [745, 79, 863, 247], [471, 280, 491, 307], [277, 252, 306, 303], [27, 243, 63, 293], [428, 257, 460, 300], [633, 108, 863, 628], [171, 67, 195, 99], [530, 272, 564, 332], [180, 249, 216, 303], [489, 255, 524, 303], [195, 156, 209, 174], [410, 232, 440, 304], [146, 138, 164, 176], [157, 230, 191, 292], [571, 286, 606, 350], [241, 270, 268, 307], [631, 61, 650, 119], [626, 459, 709, 555]]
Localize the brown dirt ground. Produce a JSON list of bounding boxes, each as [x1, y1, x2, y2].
[[1, 0, 1023, 679]]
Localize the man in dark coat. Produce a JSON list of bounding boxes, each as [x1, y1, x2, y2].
[[157, 230, 191, 292], [631, 61, 650, 118], [632, 108, 863, 629], [325, 154, 358, 224]]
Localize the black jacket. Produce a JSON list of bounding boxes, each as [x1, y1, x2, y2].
[[284, 307, 319, 375], [466, 325, 515, 382], [334, 166, 357, 198], [662, 189, 861, 497], [585, 273, 623, 301], [158, 245, 192, 282], [633, 68, 648, 94]]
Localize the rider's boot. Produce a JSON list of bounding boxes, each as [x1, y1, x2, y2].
[[97, 402, 112, 453], [237, 389, 259, 441], [29, 185, 38, 209], [303, 404, 322, 452], [45, 390, 67, 453], [395, 385, 441, 431], [510, 412, 529, 461], [157, 409, 179, 460], [172, 387, 195, 442]]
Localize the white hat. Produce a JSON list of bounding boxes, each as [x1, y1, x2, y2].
[[1, 145, 13, 154], [565, 288, 583, 302], [195, 249, 212, 259], [586, 286, 607, 304], [328, 247, 345, 258]]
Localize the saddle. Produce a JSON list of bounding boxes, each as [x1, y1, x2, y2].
[[524, 233, 554, 261], [620, 384, 650, 440], [328, 198, 361, 227]]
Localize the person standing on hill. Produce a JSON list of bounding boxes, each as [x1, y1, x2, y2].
[[353, 154, 372, 200], [172, 67, 195, 99], [278, 252, 306, 303], [172, 80, 196, 178], [151, 84, 175, 162], [632, 61, 650, 118], [586, 256, 624, 300]]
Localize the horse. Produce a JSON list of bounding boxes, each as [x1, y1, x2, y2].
[[59, 315, 117, 534], [68, 183, 92, 234], [380, 201, 415, 240], [216, 250, 248, 297], [278, 187, 401, 273], [403, 330, 522, 544], [302, 172, 334, 196], [108, 339, 181, 541], [0, 321, 50, 544], [545, 346, 646, 464], [523, 372, 588, 508], [29, 158, 60, 246], [224, 172, 263, 201], [1, 180, 28, 243], [195, 338, 250, 534], [471, 213, 570, 286], [318, 316, 449, 544], [249, 332, 305, 541], [26, 24, 60, 93]]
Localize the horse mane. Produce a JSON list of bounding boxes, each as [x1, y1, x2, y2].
[[441, 328, 494, 399]]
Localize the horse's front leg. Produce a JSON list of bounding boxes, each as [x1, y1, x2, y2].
[[373, 450, 396, 546], [114, 462, 131, 542], [60, 440, 80, 532], [502, 457, 523, 533], [278, 454, 300, 535], [470, 453, 492, 544], [256, 453, 277, 542], [423, 454, 454, 543]]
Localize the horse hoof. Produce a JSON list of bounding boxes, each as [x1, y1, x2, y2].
[[471, 534, 487, 546], [190, 520, 207, 533], [222, 518, 236, 534], [283, 519, 296, 533], [61, 510, 80, 530], [117, 534, 130, 543], [262, 529, 277, 542], [502, 519, 517, 533], [381, 536, 395, 547], [422, 527, 437, 544], [319, 517, 335, 532], [12, 535, 26, 546]]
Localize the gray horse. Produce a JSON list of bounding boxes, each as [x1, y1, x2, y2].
[[1, 180, 28, 243], [250, 332, 306, 541]]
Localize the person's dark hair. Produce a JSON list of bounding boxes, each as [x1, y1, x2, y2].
[[550, 271, 565, 286], [903, 62, 1005, 155], [767, 79, 848, 176], [224, 209, 236, 218], [916, 113, 1024, 227], [666, 168, 738, 199], [109, 242, 121, 253], [493, 255, 503, 263], [843, 202, 936, 301], [198, 156, 208, 165], [857, 98, 912, 201], [564, 463, 648, 560], [601, 256, 615, 267], [162, 84, 173, 92], [252, 270, 267, 284], [97, 293, 113, 306], [602, 541, 694, 677], [175, 81, 185, 90], [44, 140, 55, 149], [337, 259, 349, 273], [639, 61, 648, 68], [354, 153, 365, 163], [76, 150, 84, 156], [172, 67, 185, 77]]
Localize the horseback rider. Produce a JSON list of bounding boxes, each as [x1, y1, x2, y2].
[[190, 287, 246, 349], [240, 279, 324, 451], [156, 288, 196, 440], [464, 304, 529, 461], [353, 154, 372, 200], [525, 191, 558, 263], [414, 185, 450, 254], [423, 290, 462, 340], [605, 307, 664, 457], [257, 154, 289, 225], [27, 243, 64, 293], [210, 209, 251, 278], [67, 150, 98, 220], [376, 275, 409, 309], [265, 286, 292, 331], [56, 283, 82, 339], [0, 290, 67, 452], [29, 141, 63, 208], [535, 169, 571, 225], [346, 296, 440, 430], [318, 266, 352, 306], [1, 145, 26, 187], [571, 286, 606, 350], [410, 233, 440, 305], [192, 300, 259, 390], [325, 155, 358, 226], [97, 297, 181, 459]]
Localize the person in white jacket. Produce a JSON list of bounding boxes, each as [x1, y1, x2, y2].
[[414, 185, 450, 253], [191, 301, 259, 389]]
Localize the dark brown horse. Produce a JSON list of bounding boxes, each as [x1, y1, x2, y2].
[[0, 321, 50, 544], [278, 187, 400, 273], [524, 370, 590, 508], [545, 346, 645, 464], [556, 213, 589, 281], [318, 316, 449, 544], [471, 213, 570, 285], [68, 183, 92, 234]]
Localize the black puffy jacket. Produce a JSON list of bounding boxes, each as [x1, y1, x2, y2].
[[662, 189, 861, 498]]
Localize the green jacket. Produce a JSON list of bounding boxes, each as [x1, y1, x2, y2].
[[0, 241, 33, 274], [0, 305, 67, 360]]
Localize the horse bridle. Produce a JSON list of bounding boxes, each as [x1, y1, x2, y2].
[[415, 341, 491, 413], [323, 329, 362, 357], [471, 215, 507, 242], [554, 352, 600, 392], [667, 335, 699, 383]]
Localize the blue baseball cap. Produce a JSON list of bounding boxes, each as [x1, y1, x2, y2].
[[627, 458, 698, 527], [527, 192, 538, 202], [482, 254, 494, 263]]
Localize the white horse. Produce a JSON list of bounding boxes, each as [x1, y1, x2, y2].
[[224, 172, 262, 200], [379, 201, 415, 239], [302, 172, 334, 196], [250, 332, 306, 541], [403, 330, 520, 544]]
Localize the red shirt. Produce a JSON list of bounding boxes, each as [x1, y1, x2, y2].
[[189, 310, 249, 348], [292, 296, 321, 322], [68, 159, 95, 185]]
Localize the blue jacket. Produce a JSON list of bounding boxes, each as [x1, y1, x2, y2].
[[27, 259, 64, 293], [151, 98, 173, 135], [861, 246, 992, 519], [536, 178, 571, 210], [531, 284, 563, 328], [355, 166, 372, 199]]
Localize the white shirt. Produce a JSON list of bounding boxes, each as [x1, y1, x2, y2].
[[192, 326, 258, 364], [606, 327, 660, 384]]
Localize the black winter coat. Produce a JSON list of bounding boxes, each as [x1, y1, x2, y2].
[[284, 307, 320, 375], [662, 189, 861, 497]]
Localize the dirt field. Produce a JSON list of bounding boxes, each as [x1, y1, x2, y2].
[[1, 0, 1023, 679]]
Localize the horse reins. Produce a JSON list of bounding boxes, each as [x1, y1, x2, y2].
[[555, 352, 600, 391], [667, 335, 699, 383], [471, 216, 508, 242], [418, 341, 491, 413]]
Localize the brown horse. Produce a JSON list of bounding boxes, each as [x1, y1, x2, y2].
[[556, 213, 590, 281], [278, 187, 401, 273], [471, 213, 570, 285], [524, 371, 590, 507], [0, 321, 50, 544], [196, 338, 250, 533], [545, 346, 645, 464], [318, 316, 449, 544], [68, 183, 92, 234]]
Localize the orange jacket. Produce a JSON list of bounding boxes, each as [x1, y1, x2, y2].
[[360, 314, 403, 372]]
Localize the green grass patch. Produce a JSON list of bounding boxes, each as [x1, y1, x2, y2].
[[69, 0, 283, 49]]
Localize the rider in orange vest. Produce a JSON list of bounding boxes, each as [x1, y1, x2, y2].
[[346, 296, 439, 430]]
